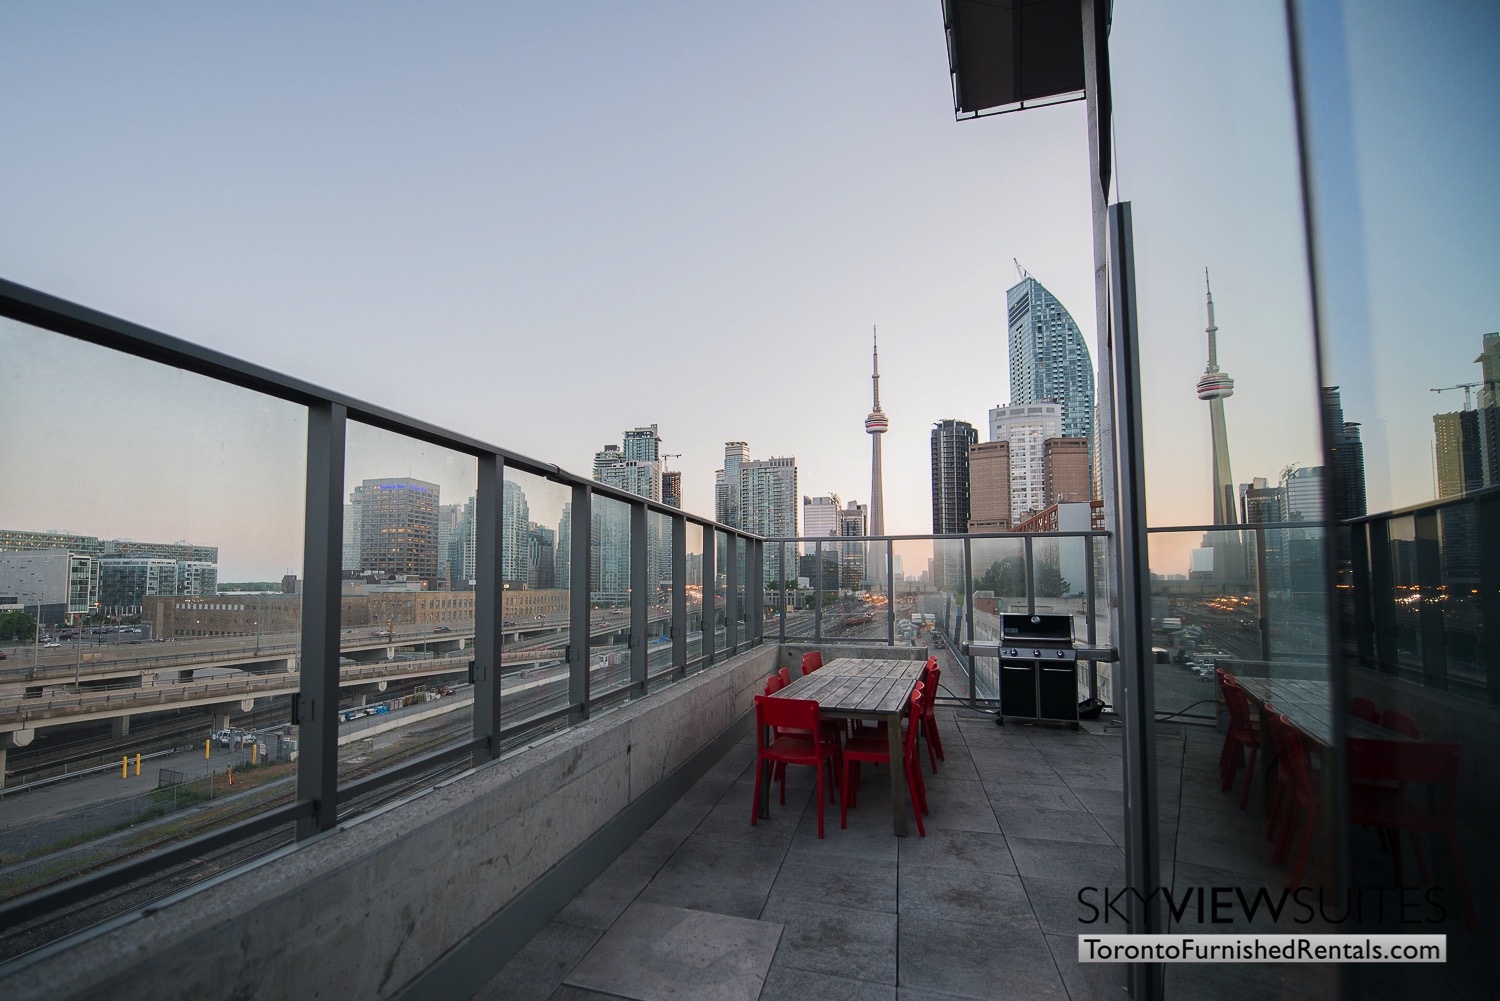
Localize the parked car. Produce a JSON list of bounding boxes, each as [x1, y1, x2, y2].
[[432, 625, 451, 633]]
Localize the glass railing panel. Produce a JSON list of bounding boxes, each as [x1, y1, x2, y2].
[[498, 468, 572, 727], [712, 532, 728, 654], [0, 318, 305, 940], [968, 536, 1026, 702], [588, 493, 631, 699], [735, 535, 748, 647], [684, 523, 705, 664], [338, 422, 476, 790], [644, 510, 676, 683]]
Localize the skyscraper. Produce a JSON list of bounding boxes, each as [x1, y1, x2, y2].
[[622, 424, 661, 463], [838, 500, 868, 589], [802, 494, 841, 552], [501, 480, 531, 587], [1197, 271, 1238, 525], [967, 440, 1011, 532], [1006, 274, 1095, 479], [738, 456, 798, 582], [1473, 331, 1500, 486], [352, 478, 441, 587], [715, 442, 749, 527], [989, 403, 1062, 519], [661, 471, 681, 509], [931, 419, 978, 534], [866, 329, 887, 541]]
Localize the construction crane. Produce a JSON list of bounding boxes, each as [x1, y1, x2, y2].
[[661, 453, 682, 470], [1430, 382, 1483, 411]]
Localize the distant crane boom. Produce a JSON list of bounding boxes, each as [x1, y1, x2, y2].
[[1430, 382, 1482, 410]]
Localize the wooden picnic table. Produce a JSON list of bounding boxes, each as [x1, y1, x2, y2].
[[771, 657, 927, 836]]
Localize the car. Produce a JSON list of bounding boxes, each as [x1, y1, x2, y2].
[[433, 625, 451, 633], [44, 641, 61, 648]]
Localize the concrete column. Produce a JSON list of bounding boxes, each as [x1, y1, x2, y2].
[[112, 716, 131, 737], [0, 729, 36, 790]]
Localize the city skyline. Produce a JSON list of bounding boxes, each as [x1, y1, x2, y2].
[[3, 4, 1490, 581]]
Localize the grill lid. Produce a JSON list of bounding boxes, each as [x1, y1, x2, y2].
[[1000, 613, 1075, 644]]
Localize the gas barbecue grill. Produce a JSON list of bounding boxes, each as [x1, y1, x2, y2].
[[997, 613, 1081, 729]]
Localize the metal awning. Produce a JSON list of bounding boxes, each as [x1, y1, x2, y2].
[[941, 0, 1086, 119]]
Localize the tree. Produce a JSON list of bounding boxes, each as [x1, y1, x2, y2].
[[973, 556, 1070, 600], [0, 610, 36, 643]]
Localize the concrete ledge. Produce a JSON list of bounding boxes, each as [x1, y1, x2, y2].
[[0, 645, 778, 1001]]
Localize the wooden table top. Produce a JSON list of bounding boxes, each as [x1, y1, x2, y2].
[[1234, 676, 1406, 747], [776, 658, 926, 718]]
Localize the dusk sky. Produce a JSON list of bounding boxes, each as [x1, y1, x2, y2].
[[2, 3, 1494, 580]]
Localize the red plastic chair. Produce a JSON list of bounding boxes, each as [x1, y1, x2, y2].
[[764, 673, 785, 696], [1350, 697, 1380, 724], [751, 695, 839, 837], [1264, 710, 1318, 889], [1348, 738, 1475, 928], [1220, 676, 1260, 810], [801, 650, 823, 676], [1378, 709, 1420, 738], [778, 666, 792, 689], [918, 660, 944, 773], [840, 686, 927, 836]]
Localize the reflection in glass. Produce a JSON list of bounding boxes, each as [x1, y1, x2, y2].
[[684, 523, 705, 663], [645, 510, 676, 683], [713, 532, 728, 653], [589, 494, 632, 699], [0, 319, 306, 929], [499, 468, 572, 726], [339, 423, 477, 780]]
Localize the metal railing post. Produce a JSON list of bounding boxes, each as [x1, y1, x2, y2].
[[813, 541, 823, 645], [296, 401, 345, 839], [472, 454, 502, 760], [725, 532, 740, 654], [569, 484, 591, 719], [702, 525, 715, 663], [672, 514, 687, 678]]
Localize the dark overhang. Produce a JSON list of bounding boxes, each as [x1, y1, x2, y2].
[[941, 0, 1086, 119]]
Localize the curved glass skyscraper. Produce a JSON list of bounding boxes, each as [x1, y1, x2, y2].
[[1005, 275, 1095, 478]]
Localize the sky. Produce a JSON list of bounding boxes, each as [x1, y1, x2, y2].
[[2, 2, 1495, 581]]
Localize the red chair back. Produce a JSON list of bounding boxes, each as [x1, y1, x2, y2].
[[1348, 738, 1459, 797], [778, 666, 792, 688], [903, 686, 924, 758], [1349, 697, 1379, 724], [765, 673, 785, 696], [918, 668, 938, 718], [1378, 709, 1420, 739], [1221, 677, 1254, 735], [755, 694, 820, 742], [801, 651, 823, 676], [1269, 711, 1314, 802]]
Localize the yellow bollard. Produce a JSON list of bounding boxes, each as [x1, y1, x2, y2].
[[252, 742, 258, 764], [121, 756, 127, 779], [228, 765, 234, 786], [205, 738, 210, 759], [135, 753, 141, 776]]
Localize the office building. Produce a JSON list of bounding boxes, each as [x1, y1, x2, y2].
[[737, 456, 797, 582], [930, 419, 977, 534], [715, 442, 749, 527], [989, 403, 1061, 520], [0, 551, 95, 623], [838, 499, 868, 590], [437, 503, 463, 589], [502, 480, 532, 588], [1043, 437, 1090, 506], [802, 494, 840, 553], [1006, 273, 1095, 479], [967, 440, 1010, 532], [351, 478, 440, 588], [1434, 408, 1483, 580], [661, 471, 681, 509]]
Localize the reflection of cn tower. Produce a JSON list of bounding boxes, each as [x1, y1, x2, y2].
[[866, 328, 887, 579], [1197, 270, 1238, 525]]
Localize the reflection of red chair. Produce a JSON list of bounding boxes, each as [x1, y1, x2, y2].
[[752, 695, 840, 838], [1347, 738, 1476, 928], [1264, 710, 1318, 889], [1378, 709, 1420, 738], [840, 686, 927, 836], [918, 659, 944, 773], [1219, 676, 1260, 809], [1350, 697, 1380, 724], [801, 651, 823, 676]]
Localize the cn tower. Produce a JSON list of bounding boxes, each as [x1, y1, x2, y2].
[[1196, 271, 1238, 525], [866, 328, 887, 546]]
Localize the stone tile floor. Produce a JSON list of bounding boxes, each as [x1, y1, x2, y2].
[[472, 707, 1133, 1001]]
